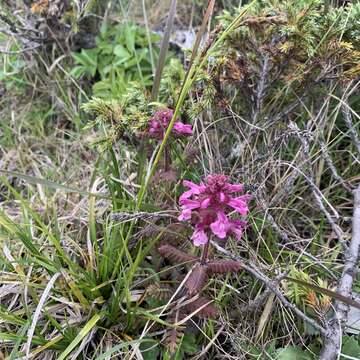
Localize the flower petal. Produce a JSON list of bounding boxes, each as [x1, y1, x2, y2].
[[210, 212, 230, 239], [178, 208, 192, 221], [178, 198, 201, 209], [173, 122, 193, 136], [229, 220, 247, 241], [191, 226, 208, 246], [228, 195, 251, 215], [219, 192, 226, 203], [179, 180, 206, 202], [200, 197, 211, 208], [224, 183, 244, 193], [183, 180, 206, 193], [179, 190, 195, 202]]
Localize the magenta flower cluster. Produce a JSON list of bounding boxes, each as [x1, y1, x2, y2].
[[148, 108, 192, 139], [178, 175, 251, 246]]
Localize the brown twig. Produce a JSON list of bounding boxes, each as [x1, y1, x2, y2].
[[320, 184, 360, 359], [210, 240, 327, 335], [341, 98, 360, 159], [290, 122, 345, 248], [319, 136, 353, 193]]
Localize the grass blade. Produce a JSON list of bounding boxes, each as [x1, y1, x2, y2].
[[0, 170, 110, 199], [150, 0, 177, 101], [58, 313, 101, 360], [26, 272, 61, 357]]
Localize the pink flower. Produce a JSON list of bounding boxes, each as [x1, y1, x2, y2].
[[191, 224, 208, 246], [173, 122, 193, 136], [178, 174, 251, 246], [228, 195, 252, 215], [210, 212, 230, 239], [228, 219, 247, 241], [147, 108, 192, 140]]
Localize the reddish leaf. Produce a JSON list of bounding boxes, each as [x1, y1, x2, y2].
[[184, 296, 219, 318], [207, 260, 242, 274], [146, 283, 173, 301], [185, 264, 208, 295], [164, 328, 182, 354], [164, 310, 186, 354], [158, 244, 197, 264]]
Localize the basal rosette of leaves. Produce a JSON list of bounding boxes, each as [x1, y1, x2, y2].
[[71, 22, 161, 99]]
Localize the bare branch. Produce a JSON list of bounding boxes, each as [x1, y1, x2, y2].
[[210, 240, 327, 335], [319, 136, 353, 193], [341, 98, 360, 159], [290, 122, 345, 247], [320, 184, 360, 359]]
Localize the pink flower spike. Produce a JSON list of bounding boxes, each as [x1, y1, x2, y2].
[[191, 225, 208, 246], [173, 122, 193, 136], [178, 174, 251, 245], [210, 212, 230, 239], [146, 108, 192, 140]]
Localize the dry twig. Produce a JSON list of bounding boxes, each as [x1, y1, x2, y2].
[[210, 240, 327, 335], [320, 184, 360, 359]]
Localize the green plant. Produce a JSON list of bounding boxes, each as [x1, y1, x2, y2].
[[71, 22, 160, 98]]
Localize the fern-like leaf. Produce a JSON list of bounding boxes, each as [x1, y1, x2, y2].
[[158, 244, 197, 264], [146, 283, 174, 301], [185, 264, 208, 295], [163, 310, 186, 354], [184, 296, 219, 318], [207, 260, 242, 274]]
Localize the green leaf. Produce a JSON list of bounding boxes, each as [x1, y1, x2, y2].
[[125, 25, 136, 52], [69, 66, 86, 78], [276, 346, 313, 360], [71, 49, 98, 77], [341, 335, 360, 359], [0, 170, 110, 199], [113, 44, 131, 60], [99, 42, 114, 55], [140, 340, 160, 360], [58, 313, 101, 360], [181, 333, 198, 354], [95, 339, 154, 360]]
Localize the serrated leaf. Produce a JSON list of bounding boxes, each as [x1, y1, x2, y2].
[[125, 25, 136, 52], [185, 264, 208, 295], [207, 260, 242, 274], [70, 65, 86, 78], [158, 245, 197, 264], [184, 297, 218, 318], [341, 335, 360, 359]]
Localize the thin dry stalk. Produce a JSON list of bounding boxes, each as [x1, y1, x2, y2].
[[320, 184, 360, 359]]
